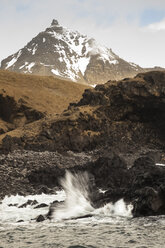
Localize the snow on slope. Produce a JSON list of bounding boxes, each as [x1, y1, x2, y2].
[[42, 22, 119, 81], [6, 50, 22, 69], [1, 19, 142, 83]]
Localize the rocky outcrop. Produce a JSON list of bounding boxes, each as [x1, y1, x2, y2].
[[4, 71, 164, 154], [86, 155, 165, 217], [0, 92, 44, 126], [0, 149, 96, 199]]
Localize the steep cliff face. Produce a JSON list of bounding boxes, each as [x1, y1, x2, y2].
[[1, 71, 165, 154], [1, 19, 145, 85]]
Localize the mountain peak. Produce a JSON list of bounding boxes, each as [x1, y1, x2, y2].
[[0, 20, 146, 84], [51, 19, 60, 26]]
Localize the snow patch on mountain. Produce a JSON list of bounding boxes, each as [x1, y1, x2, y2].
[[89, 40, 118, 64], [6, 50, 22, 69], [32, 44, 38, 55], [19, 62, 35, 73], [130, 62, 139, 71], [19, 62, 28, 69], [26, 62, 35, 72], [1, 19, 143, 84], [51, 69, 63, 77], [77, 57, 90, 74], [44, 26, 93, 79]]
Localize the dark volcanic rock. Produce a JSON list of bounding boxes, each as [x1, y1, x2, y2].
[[18, 199, 38, 208], [36, 215, 45, 222], [4, 71, 165, 154], [34, 203, 48, 209], [0, 149, 96, 199], [17, 220, 24, 223], [88, 155, 165, 217], [132, 187, 165, 217], [87, 152, 128, 189], [8, 203, 18, 207]]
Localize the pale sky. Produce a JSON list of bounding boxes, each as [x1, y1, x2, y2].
[[0, 0, 165, 68]]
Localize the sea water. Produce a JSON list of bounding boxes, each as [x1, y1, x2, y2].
[[0, 171, 165, 248]]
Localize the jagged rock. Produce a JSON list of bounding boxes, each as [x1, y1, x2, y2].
[[2, 135, 23, 152], [8, 203, 18, 207], [59, 152, 164, 217], [18, 200, 38, 208], [34, 203, 48, 209], [132, 187, 165, 217], [51, 19, 59, 26], [17, 220, 24, 223], [36, 215, 45, 222]]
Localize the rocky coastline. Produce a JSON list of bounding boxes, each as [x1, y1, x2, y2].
[[0, 71, 165, 218]]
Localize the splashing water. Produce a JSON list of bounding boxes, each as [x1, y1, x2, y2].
[[51, 171, 94, 221], [95, 199, 133, 217], [51, 171, 133, 221], [0, 171, 133, 224]]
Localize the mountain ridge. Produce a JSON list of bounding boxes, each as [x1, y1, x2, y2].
[[0, 19, 153, 85]]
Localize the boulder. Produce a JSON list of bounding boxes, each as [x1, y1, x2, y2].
[[36, 215, 45, 222], [18, 200, 38, 208], [34, 203, 48, 209]]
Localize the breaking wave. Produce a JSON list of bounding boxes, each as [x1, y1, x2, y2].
[[0, 171, 133, 224], [51, 171, 133, 221]]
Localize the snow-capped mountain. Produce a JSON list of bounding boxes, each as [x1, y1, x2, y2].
[[0, 19, 144, 84]]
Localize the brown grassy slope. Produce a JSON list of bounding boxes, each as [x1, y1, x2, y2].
[[0, 70, 89, 115], [0, 70, 90, 141]]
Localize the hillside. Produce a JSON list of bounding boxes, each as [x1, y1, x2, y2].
[[0, 70, 89, 139], [1, 70, 165, 155]]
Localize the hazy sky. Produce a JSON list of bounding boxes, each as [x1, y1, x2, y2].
[[1, 0, 165, 68]]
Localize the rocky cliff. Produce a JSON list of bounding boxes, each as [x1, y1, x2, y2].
[[3, 70, 164, 154], [1, 71, 165, 218]]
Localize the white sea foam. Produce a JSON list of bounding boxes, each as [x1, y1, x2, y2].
[[0, 171, 132, 224], [51, 171, 133, 221], [0, 192, 65, 223], [156, 163, 165, 167], [94, 199, 133, 217]]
